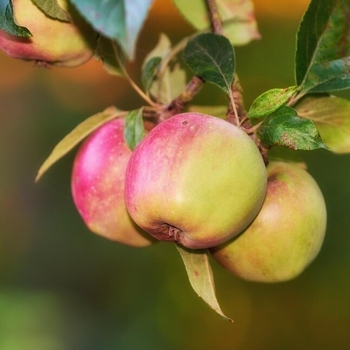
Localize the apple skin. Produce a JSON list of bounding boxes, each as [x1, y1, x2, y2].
[[0, 0, 97, 67], [211, 161, 327, 282], [71, 118, 155, 247], [124, 112, 267, 249]]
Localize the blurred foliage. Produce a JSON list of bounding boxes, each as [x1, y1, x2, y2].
[[0, 0, 350, 349]]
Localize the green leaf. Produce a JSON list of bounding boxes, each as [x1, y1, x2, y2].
[[141, 33, 174, 97], [295, 95, 350, 154], [248, 86, 298, 124], [258, 106, 327, 150], [142, 56, 161, 92], [32, 0, 71, 21], [0, 0, 31, 36], [142, 33, 172, 66], [124, 108, 146, 150], [35, 107, 124, 182], [149, 63, 187, 104], [70, 0, 153, 59], [173, 0, 260, 46], [296, 0, 350, 93], [141, 33, 182, 102], [94, 36, 123, 76], [183, 33, 235, 94], [176, 245, 233, 322], [301, 59, 350, 93]]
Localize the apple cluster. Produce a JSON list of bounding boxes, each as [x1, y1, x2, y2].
[[71, 112, 327, 283], [0, 0, 330, 290], [0, 0, 97, 67]]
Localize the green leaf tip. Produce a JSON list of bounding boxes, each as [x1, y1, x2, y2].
[[296, 0, 350, 93], [248, 86, 298, 124], [124, 108, 146, 151], [176, 245, 233, 323], [0, 0, 32, 37]]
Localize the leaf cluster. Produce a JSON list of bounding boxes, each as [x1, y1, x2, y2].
[[183, 0, 350, 154]]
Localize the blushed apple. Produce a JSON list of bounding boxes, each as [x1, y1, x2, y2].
[[125, 112, 267, 249], [0, 0, 97, 67], [211, 161, 327, 282], [71, 118, 154, 247]]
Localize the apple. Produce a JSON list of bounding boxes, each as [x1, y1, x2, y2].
[[211, 161, 327, 282], [0, 0, 97, 67], [124, 112, 267, 249], [71, 118, 154, 247]]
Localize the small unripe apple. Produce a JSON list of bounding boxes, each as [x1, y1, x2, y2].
[[71, 118, 154, 247], [211, 161, 327, 282], [0, 0, 97, 67], [125, 112, 267, 249]]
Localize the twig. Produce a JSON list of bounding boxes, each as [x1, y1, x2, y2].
[[157, 0, 225, 122], [205, 0, 245, 127], [159, 76, 204, 122], [205, 0, 223, 35]]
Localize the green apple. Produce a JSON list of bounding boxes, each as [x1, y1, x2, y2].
[[125, 112, 267, 249], [71, 118, 154, 247], [0, 0, 97, 67], [211, 161, 327, 282]]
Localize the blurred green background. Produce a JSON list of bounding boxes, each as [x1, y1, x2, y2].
[[1, 1, 350, 349]]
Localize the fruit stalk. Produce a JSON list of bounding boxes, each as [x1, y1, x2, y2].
[[227, 75, 247, 126]]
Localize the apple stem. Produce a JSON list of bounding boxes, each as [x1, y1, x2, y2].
[[226, 75, 247, 127], [227, 88, 240, 126], [226, 76, 269, 164]]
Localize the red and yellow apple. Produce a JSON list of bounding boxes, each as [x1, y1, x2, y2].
[[124, 112, 267, 249], [0, 0, 97, 67], [71, 118, 154, 247], [211, 161, 327, 282]]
